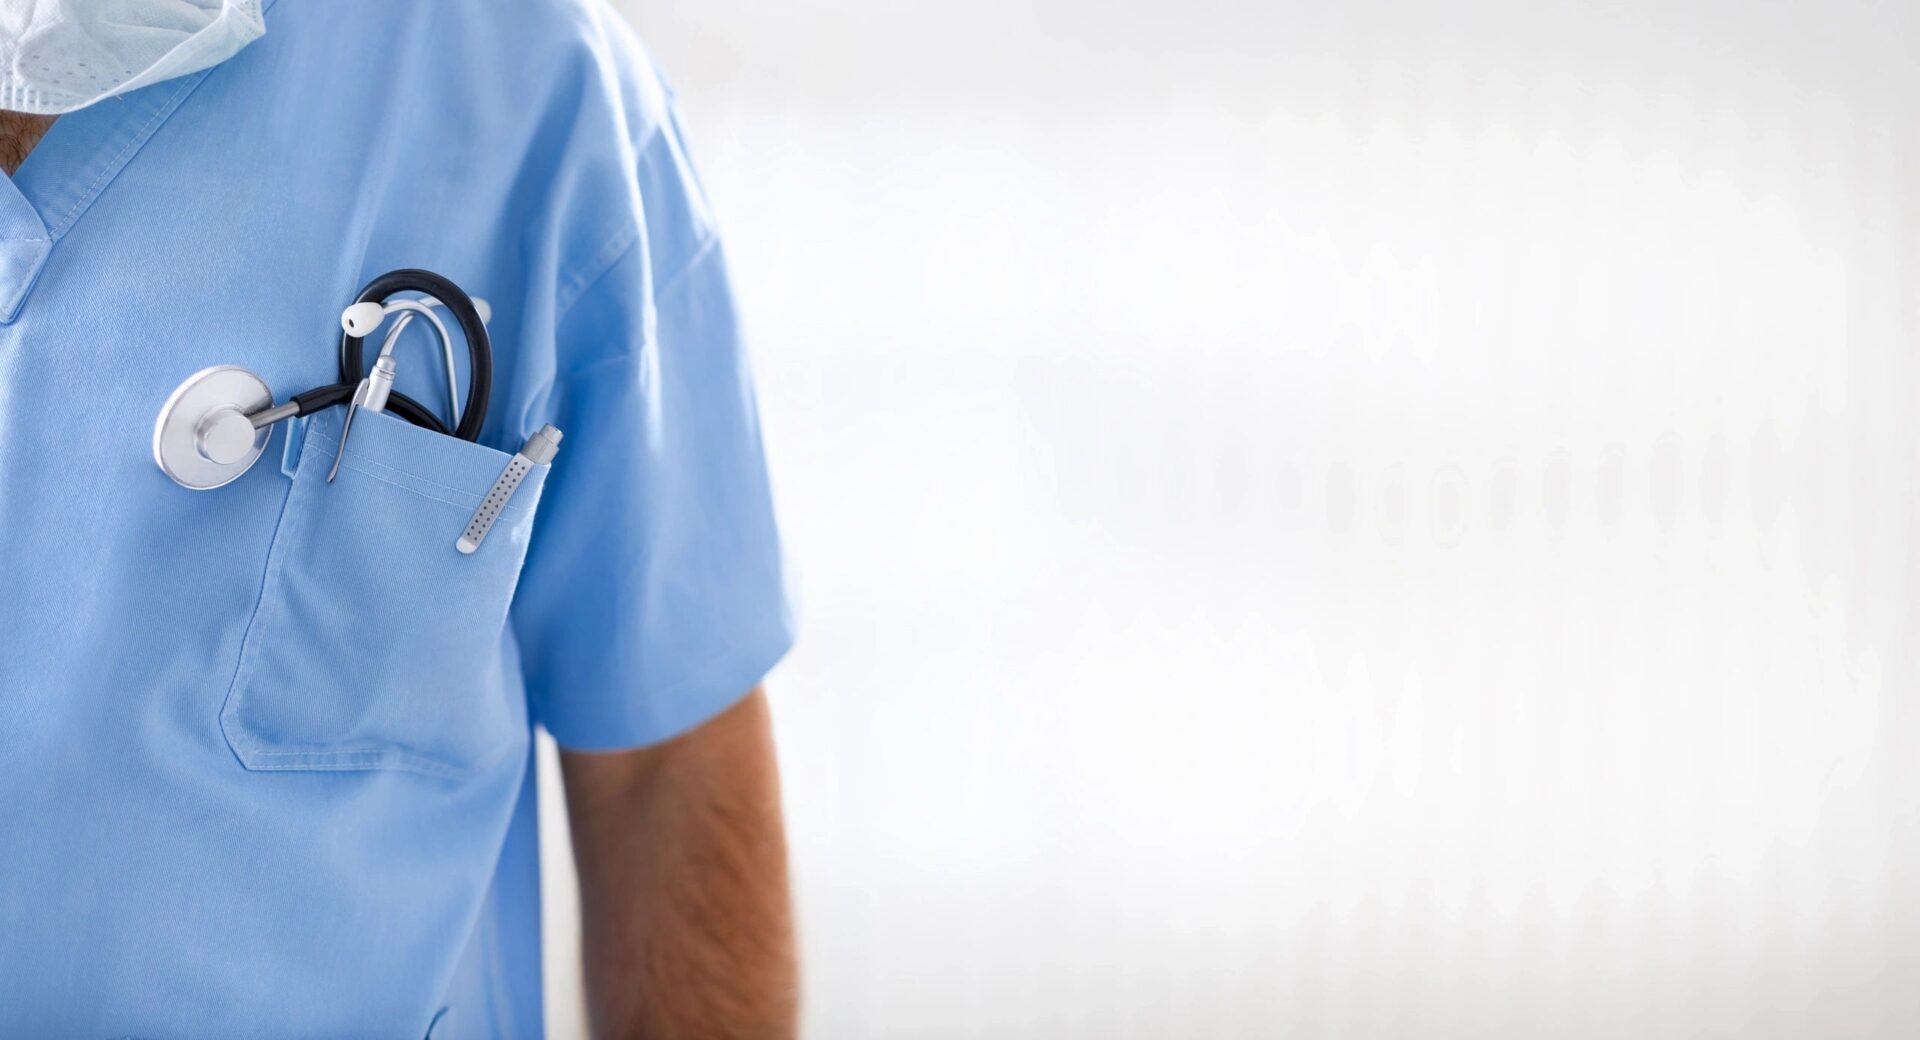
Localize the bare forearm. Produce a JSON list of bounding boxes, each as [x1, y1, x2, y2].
[[562, 689, 797, 1039]]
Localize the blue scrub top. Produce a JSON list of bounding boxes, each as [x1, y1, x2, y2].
[[0, 1, 794, 1035]]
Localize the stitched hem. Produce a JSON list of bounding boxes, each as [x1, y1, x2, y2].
[[537, 616, 795, 752]]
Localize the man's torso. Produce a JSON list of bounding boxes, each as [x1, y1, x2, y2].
[[0, 1, 671, 1033]]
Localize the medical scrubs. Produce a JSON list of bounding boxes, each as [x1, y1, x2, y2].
[[0, 0, 793, 1035]]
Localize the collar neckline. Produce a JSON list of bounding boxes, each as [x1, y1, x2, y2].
[[0, 0, 280, 324]]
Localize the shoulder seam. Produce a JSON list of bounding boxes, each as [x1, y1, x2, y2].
[[653, 233, 721, 301], [553, 225, 641, 320], [553, 233, 721, 383], [549, 111, 674, 318]]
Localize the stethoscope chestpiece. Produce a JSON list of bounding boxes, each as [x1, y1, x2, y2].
[[151, 364, 275, 490]]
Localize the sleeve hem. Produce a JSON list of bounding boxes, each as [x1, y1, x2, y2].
[[539, 617, 796, 753]]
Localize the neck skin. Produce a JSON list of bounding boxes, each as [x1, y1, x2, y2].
[[0, 111, 56, 176]]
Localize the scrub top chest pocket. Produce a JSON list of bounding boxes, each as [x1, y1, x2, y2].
[[221, 408, 549, 778]]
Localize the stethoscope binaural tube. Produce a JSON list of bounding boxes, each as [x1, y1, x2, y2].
[[276, 269, 493, 441], [344, 268, 491, 442]]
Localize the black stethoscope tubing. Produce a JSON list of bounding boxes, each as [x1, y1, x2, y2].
[[287, 269, 493, 441]]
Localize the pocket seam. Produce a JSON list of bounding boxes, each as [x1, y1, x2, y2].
[[306, 435, 540, 517], [333, 458, 508, 515], [218, 422, 518, 780], [341, 441, 533, 507], [219, 434, 307, 771]]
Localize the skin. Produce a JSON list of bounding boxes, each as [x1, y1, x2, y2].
[[563, 688, 798, 1039], [0, 111, 55, 175], [1, 107, 797, 1038]]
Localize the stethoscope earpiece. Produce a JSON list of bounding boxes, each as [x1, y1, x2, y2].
[[340, 301, 387, 338]]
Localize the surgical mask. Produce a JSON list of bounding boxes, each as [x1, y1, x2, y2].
[[0, 0, 265, 115]]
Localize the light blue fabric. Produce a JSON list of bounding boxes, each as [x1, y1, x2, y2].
[[0, 0, 794, 1035]]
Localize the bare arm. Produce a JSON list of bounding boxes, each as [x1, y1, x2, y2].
[[561, 687, 797, 1039]]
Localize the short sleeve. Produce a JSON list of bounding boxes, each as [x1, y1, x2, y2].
[[509, 175, 794, 753]]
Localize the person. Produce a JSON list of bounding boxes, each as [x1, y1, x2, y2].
[[0, 1, 797, 1036]]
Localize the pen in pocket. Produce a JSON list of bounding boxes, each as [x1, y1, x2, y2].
[[457, 425, 562, 555]]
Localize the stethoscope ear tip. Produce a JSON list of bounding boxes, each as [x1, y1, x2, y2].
[[340, 301, 387, 338]]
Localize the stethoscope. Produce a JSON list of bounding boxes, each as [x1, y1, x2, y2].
[[153, 269, 492, 490]]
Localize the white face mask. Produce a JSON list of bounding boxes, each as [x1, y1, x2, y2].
[[0, 0, 265, 115]]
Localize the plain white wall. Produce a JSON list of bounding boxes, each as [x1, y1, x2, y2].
[[543, 1, 1920, 1036]]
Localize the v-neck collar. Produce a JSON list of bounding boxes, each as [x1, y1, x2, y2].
[[0, 0, 281, 325], [0, 71, 212, 325]]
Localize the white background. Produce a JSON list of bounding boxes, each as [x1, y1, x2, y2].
[[544, 1, 1920, 1036]]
